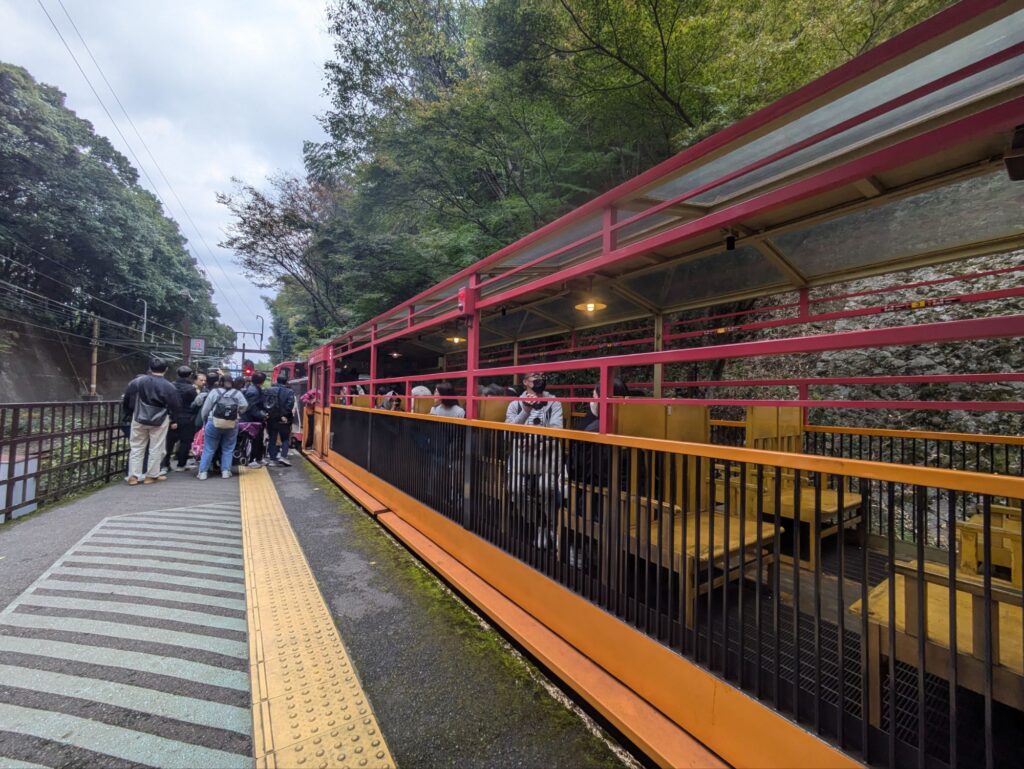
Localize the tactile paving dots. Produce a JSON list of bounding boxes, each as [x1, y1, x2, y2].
[[240, 468, 395, 768]]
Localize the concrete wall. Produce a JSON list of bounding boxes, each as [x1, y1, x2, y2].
[[0, 319, 149, 403]]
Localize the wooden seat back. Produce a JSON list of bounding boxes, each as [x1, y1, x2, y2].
[[478, 400, 508, 422], [614, 402, 711, 513], [745, 406, 803, 453], [352, 394, 372, 408]]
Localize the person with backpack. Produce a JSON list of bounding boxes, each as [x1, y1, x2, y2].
[[122, 358, 182, 486], [197, 374, 249, 480], [265, 371, 297, 467], [242, 370, 269, 468]]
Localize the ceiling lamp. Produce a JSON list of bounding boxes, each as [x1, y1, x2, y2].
[[389, 351, 402, 359], [574, 278, 607, 314], [446, 335, 464, 344]]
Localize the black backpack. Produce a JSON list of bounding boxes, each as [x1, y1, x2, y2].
[[212, 391, 239, 422], [264, 387, 282, 419]]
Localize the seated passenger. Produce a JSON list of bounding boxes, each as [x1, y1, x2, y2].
[[505, 373, 564, 550], [430, 382, 465, 418], [505, 372, 563, 428], [376, 385, 402, 411], [410, 384, 433, 412], [579, 378, 629, 432]]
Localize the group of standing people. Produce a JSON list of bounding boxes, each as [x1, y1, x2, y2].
[[121, 359, 298, 484]]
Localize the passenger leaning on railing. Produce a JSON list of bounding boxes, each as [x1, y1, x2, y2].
[[505, 373, 564, 549]]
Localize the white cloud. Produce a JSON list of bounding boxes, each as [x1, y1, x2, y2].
[[0, 0, 335, 363]]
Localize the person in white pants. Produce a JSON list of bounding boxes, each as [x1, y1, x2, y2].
[[122, 357, 182, 485]]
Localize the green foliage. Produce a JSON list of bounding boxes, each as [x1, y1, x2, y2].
[[0, 62, 233, 354], [225, 0, 949, 349]]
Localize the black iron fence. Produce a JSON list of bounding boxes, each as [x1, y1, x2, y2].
[[329, 406, 1024, 769], [0, 401, 127, 522]]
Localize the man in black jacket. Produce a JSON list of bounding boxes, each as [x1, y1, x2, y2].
[[265, 372, 297, 467], [122, 358, 182, 485], [163, 366, 198, 472], [242, 370, 268, 467]]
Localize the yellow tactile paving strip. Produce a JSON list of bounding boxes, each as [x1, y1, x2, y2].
[[239, 468, 395, 769]]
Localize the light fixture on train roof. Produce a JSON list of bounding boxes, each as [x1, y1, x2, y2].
[[446, 335, 464, 344], [389, 351, 402, 359], [574, 278, 607, 314]]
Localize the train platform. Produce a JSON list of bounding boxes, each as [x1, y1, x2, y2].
[[0, 459, 635, 769]]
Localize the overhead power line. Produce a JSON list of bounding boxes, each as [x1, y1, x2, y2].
[[55, 0, 254, 321], [36, 0, 251, 327]]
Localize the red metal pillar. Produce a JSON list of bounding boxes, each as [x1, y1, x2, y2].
[[369, 324, 378, 393], [464, 276, 481, 419], [598, 365, 614, 434], [798, 288, 809, 425], [602, 205, 616, 253]]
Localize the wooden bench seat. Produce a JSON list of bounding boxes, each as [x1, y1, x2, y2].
[[957, 509, 1022, 588], [850, 559, 1023, 726], [565, 481, 778, 626]]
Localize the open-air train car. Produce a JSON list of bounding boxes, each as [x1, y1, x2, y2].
[[295, 4, 1024, 767]]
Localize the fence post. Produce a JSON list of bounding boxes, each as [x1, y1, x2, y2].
[[2, 406, 23, 522], [462, 425, 475, 531]]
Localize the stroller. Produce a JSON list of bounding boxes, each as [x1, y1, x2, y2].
[[190, 422, 256, 471]]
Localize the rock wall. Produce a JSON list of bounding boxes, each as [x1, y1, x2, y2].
[[0, 319, 149, 404]]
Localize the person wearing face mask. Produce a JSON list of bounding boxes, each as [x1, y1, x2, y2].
[[505, 373, 564, 550], [505, 373, 564, 428]]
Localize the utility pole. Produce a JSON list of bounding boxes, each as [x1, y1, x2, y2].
[[182, 316, 191, 366], [88, 316, 100, 400], [140, 299, 148, 341]]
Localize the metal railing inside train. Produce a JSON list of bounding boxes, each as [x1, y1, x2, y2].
[[0, 401, 127, 521], [330, 405, 1023, 769]]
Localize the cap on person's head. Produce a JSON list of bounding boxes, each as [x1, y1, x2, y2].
[[149, 357, 168, 373], [177, 365, 192, 379], [276, 372, 289, 385]]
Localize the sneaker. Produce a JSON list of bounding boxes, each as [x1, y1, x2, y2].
[[173, 465, 187, 472], [246, 461, 260, 469], [222, 471, 233, 479], [197, 471, 208, 480], [277, 458, 292, 467], [185, 460, 197, 469], [267, 459, 280, 467], [259, 458, 269, 466], [127, 477, 139, 486]]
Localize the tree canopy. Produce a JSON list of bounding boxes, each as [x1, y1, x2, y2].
[[222, 0, 949, 362], [0, 62, 234, 361]]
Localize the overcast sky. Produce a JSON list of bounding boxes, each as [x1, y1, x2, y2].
[[0, 0, 335, 361]]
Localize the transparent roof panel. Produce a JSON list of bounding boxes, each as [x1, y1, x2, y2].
[[480, 309, 531, 339], [494, 214, 602, 270], [643, 10, 1024, 203], [616, 210, 687, 245], [623, 246, 786, 307], [690, 54, 1024, 205], [774, 172, 1024, 277]]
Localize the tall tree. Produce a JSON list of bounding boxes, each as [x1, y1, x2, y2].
[[0, 62, 233, 352]]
